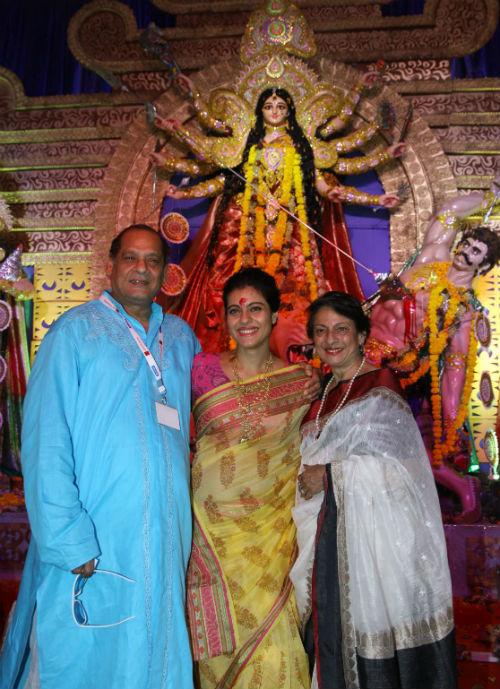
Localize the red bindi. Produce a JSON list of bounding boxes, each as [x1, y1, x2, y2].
[[239, 298, 248, 305]]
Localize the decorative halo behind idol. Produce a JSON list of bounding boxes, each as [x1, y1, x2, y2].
[[161, 263, 187, 296], [160, 212, 190, 244]]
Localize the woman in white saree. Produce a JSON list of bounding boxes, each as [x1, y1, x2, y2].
[[290, 292, 456, 689]]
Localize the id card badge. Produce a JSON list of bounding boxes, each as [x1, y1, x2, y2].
[[155, 402, 180, 430]]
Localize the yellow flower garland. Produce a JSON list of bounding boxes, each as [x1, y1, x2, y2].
[[234, 145, 258, 273], [293, 152, 318, 301], [235, 140, 318, 301]]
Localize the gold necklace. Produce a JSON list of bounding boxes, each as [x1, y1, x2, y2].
[[314, 357, 366, 439], [232, 354, 274, 443], [264, 123, 287, 133]]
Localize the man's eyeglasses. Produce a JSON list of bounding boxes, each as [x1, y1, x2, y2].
[[71, 561, 136, 629]]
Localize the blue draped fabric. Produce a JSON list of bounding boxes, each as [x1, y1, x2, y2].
[[0, 0, 174, 97], [0, 1, 496, 98]]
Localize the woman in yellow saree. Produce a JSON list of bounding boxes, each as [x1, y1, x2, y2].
[[187, 268, 311, 689]]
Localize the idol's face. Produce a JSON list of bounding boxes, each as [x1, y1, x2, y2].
[[225, 286, 276, 350], [262, 95, 289, 127], [311, 307, 365, 375], [106, 229, 166, 310], [452, 237, 489, 274]]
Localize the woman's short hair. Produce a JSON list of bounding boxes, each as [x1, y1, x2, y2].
[[307, 291, 370, 339], [223, 268, 280, 313]]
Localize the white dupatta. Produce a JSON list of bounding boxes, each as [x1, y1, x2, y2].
[[290, 386, 453, 685]]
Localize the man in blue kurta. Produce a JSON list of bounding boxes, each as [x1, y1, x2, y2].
[[0, 225, 200, 689]]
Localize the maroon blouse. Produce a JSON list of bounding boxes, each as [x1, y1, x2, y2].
[[302, 367, 404, 427]]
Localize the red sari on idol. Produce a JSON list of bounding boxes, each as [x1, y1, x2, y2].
[[160, 139, 363, 356]]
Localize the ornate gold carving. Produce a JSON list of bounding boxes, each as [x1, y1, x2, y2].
[[67, 0, 151, 74], [67, 0, 499, 74], [0, 141, 117, 169], [11, 221, 95, 230], [241, 1, 316, 64], [391, 76, 500, 95], [16, 201, 96, 226], [0, 167, 105, 193], [449, 154, 499, 180], [455, 176, 493, 190], [427, 113, 500, 127], [22, 252, 91, 266], [0, 64, 142, 114], [153, 0, 384, 11], [366, 59, 451, 82], [0, 67, 25, 113], [26, 231, 93, 253], [1, 189, 98, 204], [310, 0, 497, 62], [437, 126, 500, 151], [0, 127, 126, 145]]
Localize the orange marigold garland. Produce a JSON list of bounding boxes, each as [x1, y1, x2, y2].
[[265, 145, 295, 277], [235, 145, 258, 272], [293, 152, 318, 301], [425, 265, 476, 464], [400, 355, 430, 388]]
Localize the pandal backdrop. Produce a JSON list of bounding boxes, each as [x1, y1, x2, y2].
[[0, 0, 498, 515], [1, 0, 500, 680]]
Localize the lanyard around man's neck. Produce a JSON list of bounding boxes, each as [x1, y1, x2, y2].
[[99, 294, 167, 402]]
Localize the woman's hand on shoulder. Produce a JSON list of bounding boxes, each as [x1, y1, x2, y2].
[[297, 362, 321, 401], [298, 465, 326, 500]]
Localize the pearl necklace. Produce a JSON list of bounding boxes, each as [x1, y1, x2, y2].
[[315, 357, 366, 439]]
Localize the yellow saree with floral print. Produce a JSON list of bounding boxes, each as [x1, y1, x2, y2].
[[188, 360, 310, 689]]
